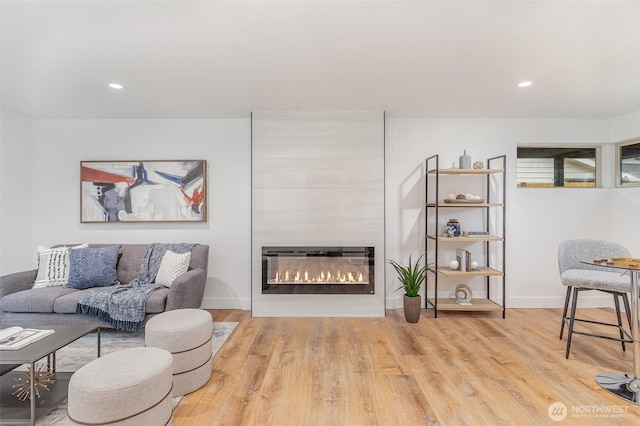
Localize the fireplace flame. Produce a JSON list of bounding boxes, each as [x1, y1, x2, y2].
[[269, 269, 368, 284]]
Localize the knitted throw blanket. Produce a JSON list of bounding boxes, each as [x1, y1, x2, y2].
[[76, 243, 197, 331]]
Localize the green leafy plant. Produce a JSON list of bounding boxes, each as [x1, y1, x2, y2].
[[388, 254, 436, 298]]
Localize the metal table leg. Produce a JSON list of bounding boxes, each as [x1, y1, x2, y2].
[[97, 327, 101, 357], [29, 361, 35, 425], [596, 270, 640, 403]]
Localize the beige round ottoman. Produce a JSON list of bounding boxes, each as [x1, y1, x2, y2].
[[145, 308, 213, 397], [68, 347, 173, 425]]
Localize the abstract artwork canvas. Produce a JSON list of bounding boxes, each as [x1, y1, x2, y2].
[[81, 160, 206, 223]]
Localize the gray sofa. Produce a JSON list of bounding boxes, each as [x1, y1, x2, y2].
[[0, 244, 209, 328]]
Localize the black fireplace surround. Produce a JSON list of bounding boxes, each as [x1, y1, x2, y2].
[[262, 246, 374, 294]]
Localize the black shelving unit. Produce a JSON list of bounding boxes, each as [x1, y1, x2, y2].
[[425, 154, 507, 318]]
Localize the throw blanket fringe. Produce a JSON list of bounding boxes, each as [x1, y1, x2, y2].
[[76, 303, 150, 332], [76, 282, 164, 331], [76, 243, 197, 331]]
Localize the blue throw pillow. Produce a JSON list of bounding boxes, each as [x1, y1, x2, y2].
[[66, 245, 122, 289]]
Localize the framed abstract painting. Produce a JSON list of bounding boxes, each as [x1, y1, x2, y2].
[[80, 160, 206, 223]]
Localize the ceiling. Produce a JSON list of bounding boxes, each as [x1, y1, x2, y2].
[[1, 0, 639, 119]]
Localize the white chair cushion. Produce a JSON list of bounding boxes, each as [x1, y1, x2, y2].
[[561, 269, 630, 292]]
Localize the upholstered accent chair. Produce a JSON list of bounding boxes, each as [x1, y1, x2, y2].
[[558, 239, 633, 358]]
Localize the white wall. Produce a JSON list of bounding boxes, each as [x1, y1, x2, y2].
[[384, 117, 617, 309], [609, 110, 640, 255], [30, 119, 252, 309], [2, 111, 638, 312], [609, 110, 640, 142], [0, 109, 34, 273]]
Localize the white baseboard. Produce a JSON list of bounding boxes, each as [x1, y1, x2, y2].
[[203, 295, 617, 312]]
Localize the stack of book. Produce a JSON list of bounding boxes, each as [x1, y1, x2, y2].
[[0, 327, 54, 350], [455, 249, 471, 272], [463, 231, 490, 238]]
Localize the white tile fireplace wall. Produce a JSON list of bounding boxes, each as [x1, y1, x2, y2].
[[251, 111, 385, 316]]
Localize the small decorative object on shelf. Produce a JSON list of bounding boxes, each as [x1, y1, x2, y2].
[[463, 231, 490, 238], [473, 161, 484, 169], [449, 259, 459, 270], [12, 363, 55, 401], [456, 248, 470, 271], [455, 284, 473, 304], [446, 219, 461, 236], [443, 193, 483, 203], [443, 224, 456, 237], [470, 260, 479, 270], [459, 150, 471, 169]]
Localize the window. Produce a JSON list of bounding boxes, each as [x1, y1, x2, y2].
[[617, 140, 640, 187], [517, 147, 598, 188]]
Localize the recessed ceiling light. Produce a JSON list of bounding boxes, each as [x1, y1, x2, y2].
[[518, 81, 533, 88], [109, 83, 123, 89]]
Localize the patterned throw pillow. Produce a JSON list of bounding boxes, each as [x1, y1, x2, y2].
[[33, 244, 88, 288], [66, 245, 122, 289], [155, 250, 191, 287]]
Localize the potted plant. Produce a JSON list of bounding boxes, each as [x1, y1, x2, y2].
[[388, 254, 436, 323]]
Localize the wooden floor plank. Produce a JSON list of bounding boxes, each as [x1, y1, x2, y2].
[[173, 308, 640, 425]]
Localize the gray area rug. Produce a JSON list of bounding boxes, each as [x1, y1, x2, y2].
[[15, 322, 237, 425]]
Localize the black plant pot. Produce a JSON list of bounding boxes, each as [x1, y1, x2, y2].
[[403, 294, 421, 323]]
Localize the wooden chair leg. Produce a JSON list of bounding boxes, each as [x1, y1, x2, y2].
[[560, 286, 572, 340], [566, 287, 580, 359]]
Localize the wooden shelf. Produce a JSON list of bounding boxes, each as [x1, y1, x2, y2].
[[435, 266, 504, 277], [427, 235, 504, 242], [427, 168, 504, 175], [427, 297, 503, 312], [435, 202, 504, 208]]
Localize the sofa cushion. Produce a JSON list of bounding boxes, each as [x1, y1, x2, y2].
[[33, 244, 88, 288], [53, 287, 106, 314], [0, 287, 78, 313], [67, 245, 122, 289], [155, 251, 191, 287], [146, 288, 170, 313], [114, 245, 147, 284], [52, 287, 170, 314]]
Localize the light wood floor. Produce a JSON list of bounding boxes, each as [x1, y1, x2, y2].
[[173, 308, 640, 425]]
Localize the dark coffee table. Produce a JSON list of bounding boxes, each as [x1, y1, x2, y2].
[[0, 325, 100, 425]]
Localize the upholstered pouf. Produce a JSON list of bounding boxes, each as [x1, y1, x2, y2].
[[68, 347, 173, 425], [145, 308, 213, 397]]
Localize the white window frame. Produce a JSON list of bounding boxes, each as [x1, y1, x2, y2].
[[615, 138, 640, 188], [516, 144, 602, 188]]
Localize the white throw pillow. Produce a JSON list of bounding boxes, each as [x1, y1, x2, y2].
[[155, 250, 191, 287], [33, 244, 89, 288]]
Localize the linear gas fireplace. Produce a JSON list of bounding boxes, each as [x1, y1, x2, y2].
[[262, 246, 374, 294]]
